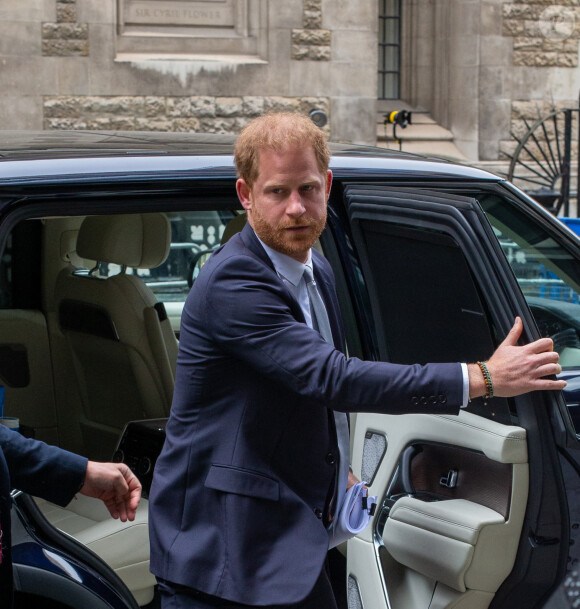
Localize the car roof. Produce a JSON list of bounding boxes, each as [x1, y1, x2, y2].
[[0, 130, 502, 185]]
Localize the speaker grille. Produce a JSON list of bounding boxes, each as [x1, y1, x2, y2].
[[348, 575, 364, 609], [361, 431, 387, 485]]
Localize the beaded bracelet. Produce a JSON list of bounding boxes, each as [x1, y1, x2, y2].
[[476, 361, 494, 400]]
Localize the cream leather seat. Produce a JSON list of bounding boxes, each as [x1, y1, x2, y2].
[[53, 213, 178, 460], [220, 211, 247, 244], [36, 495, 156, 606]]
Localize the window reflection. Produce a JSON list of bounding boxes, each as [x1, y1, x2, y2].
[[481, 193, 580, 431]]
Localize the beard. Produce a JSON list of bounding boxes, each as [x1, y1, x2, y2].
[[250, 204, 327, 261]]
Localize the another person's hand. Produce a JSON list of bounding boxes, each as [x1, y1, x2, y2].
[[80, 462, 142, 522], [469, 317, 567, 399]]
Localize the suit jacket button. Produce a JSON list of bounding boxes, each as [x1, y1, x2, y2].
[[429, 395, 437, 404], [420, 396, 428, 405], [411, 396, 419, 405], [314, 508, 323, 519], [438, 394, 447, 404], [326, 452, 336, 465]]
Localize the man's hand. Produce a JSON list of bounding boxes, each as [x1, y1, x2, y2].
[[80, 462, 142, 522], [347, 468, 360, 491], [469, 317, 567, 399]]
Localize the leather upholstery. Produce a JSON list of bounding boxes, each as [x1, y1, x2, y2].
[[53, 213, 178, 460], [36, 496, 155, 606], [77, 214, 170, 269], [384, 496, 507, 593]]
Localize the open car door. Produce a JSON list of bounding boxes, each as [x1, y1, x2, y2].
[[335, 186, 577, 609]]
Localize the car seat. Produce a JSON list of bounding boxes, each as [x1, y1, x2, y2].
[[35, 495, 156, 606], [52, 213, 178, 460]]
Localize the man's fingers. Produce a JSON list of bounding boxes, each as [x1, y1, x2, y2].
[[536, 362, 563, 378], [116, 501, 129, 523], [117, 463, 141, 521], [499, 318, 555, 353], [483, 317, 569, 398], [102, 498, 120, 520], [532, 378, 567, 391], [528, 337, 555, 354], [528, 350, 559, 368], [80, 462, 141, 522], [124, 492, 140, 521], [500, 317, 523, 347], [113, 464, 130, 490], [129, 487, 141, 511]]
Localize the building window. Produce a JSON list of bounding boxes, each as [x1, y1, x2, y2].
[[378, 0, 401, 100]]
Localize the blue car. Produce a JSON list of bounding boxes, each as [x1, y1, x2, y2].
[[0, 131, 579, 609]]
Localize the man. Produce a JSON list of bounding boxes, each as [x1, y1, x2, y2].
[[0, 424, 141, 608], [149, 112, 566, 609]]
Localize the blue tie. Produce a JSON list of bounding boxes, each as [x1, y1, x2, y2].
[[303, 266, 350, 526]]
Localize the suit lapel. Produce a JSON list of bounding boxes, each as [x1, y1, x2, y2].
[[240, 223, 276, 272], [239, 224, 307, 324]]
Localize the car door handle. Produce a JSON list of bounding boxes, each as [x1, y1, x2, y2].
[[440, 469, 458, 489]]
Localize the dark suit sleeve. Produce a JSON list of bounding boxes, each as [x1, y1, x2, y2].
[[0, 425, 87, 506], [191, 251, 462, 415]]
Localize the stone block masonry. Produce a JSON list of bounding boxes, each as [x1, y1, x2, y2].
[[43, 95, 330, 133], [502, 1, 580, 67], [292, 0, 331, 61], [43, 0, 89, 56], [499, 99, 579, 166]]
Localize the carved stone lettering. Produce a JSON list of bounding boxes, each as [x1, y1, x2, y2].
[[125, 1, 234, 27]]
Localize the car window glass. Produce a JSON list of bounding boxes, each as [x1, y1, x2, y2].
[[1, 210, 244, 337], [89, 210, 239, 304], [0, 219, 42, 310], [480, 194, 580, 430], [354, 218, 512, 424], [69, 209, 243, 335]]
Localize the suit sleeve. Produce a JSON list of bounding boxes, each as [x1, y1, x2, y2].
[[0, 425, 87, 506], [190, 251, 462, 415]]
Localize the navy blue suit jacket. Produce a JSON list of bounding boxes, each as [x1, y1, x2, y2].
[[0, 426, 87, 608], [149, 224, 462, 605]]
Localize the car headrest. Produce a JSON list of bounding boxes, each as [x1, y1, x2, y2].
[[77, 213, 171, 269], [221, 212, 247, 244]]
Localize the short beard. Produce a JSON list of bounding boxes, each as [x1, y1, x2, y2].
[[251, 205, 327, 261]]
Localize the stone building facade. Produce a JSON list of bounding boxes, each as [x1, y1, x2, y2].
[[403, 0, 580, 164], [0, 0, 375, 144], [1, 0, 580, 174]]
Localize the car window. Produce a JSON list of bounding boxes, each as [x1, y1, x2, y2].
[[480, 194, 580, 429], [0, 220, 43, 310], [93, 210, 237, 300], [81, 210, 241, 334], [349, 215, 513, 424]]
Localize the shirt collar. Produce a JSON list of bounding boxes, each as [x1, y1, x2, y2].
[[255, 233, 312, 287]]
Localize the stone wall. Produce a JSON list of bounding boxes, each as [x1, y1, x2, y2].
[[499, 99, 578, 169], [4, 0, 580, 166], [502, 1, 580, 67], [0, 0, 377, 146], [42, 0, 89, 56], [499, 1, 580, 177], [43, 95, 330, 133], [291, 0, 331, 61], [498, 99, 579, 214], [402, 0, 580, 165]]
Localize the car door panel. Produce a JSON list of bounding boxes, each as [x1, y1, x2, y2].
[[406, 443, 514, 517], [348, 410, 529, 609], [336, 185, 570, 609]]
